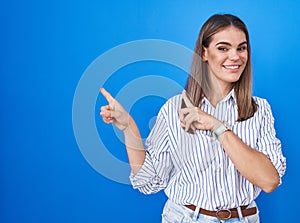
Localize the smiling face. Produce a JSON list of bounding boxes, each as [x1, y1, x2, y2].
[[202, 26, 248, 92]]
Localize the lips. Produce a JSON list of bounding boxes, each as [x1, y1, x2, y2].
[[223, 65, 240, 70]]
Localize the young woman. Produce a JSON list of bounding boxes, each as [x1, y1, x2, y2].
[[100, 14, 286, 223]]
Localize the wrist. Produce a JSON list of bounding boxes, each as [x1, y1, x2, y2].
[[213, 122, 231, 139], [122, 115, 132, 131], [123, 115, 140, 135], [212, 120, 223, 132]]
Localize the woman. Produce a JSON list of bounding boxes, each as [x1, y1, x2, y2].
[[100, 14, 286, 223]]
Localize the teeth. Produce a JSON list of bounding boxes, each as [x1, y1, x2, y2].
[[224, 65, 239, 69]]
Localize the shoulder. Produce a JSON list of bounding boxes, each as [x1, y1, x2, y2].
[[164, 94, 181, 107], [161, 94, 181, 110], [253, 96, 271, 107], [158, 94, 181, 119], [252, 96, 273, 115]]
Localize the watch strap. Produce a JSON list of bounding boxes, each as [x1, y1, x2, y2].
[[213, 123, 230, 138]]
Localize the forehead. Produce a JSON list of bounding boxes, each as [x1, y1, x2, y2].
[[210, 26, 247, 44]]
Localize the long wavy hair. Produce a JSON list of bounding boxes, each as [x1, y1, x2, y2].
[[185, 14, 257, 121]]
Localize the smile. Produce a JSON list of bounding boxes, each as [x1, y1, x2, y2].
[[223, 65, 240, 70]]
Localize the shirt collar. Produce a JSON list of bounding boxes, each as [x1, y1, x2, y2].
[[202, 88, 237, 106]]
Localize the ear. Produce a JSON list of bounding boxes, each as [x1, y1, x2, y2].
[[201, 46, 208, 62]]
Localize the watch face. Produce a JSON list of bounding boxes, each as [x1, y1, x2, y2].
[[224, 122, 230, 130]]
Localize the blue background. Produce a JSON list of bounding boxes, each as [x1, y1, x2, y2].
[[1, 0, 298, 222]]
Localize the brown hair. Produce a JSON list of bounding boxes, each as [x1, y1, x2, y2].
[[185, 14, 257, 121]]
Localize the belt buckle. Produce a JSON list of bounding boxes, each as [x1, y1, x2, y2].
[[216, 209, 232, 220]]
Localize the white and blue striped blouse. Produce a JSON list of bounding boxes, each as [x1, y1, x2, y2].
[[130, 90, 286, 211]]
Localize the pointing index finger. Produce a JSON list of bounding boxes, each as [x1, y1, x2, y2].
[[100, 88, 115, 103], [182, 90, 194, 107]]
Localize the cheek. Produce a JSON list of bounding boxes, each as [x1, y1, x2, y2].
[[241, 52, 248, 62], [208, 54, 223, 65]]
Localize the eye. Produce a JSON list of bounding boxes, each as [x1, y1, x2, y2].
[[237, 46, 247, 51], [217, 47, 228, 52]]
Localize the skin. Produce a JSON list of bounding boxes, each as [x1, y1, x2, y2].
[[202, 26, 248, 106], [100, 88, 145, 175], [100, 26, 280, 193]]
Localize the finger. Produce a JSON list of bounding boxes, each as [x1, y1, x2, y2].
[[182, 90, 194, 107], [103, 117, 113, 124], [100, 111, 114, 124], [100, 105, 108, 112], [183, 113, 198, 131], [180, 109, 186, 122], [180, 107, 191, 121], [100, 109, 112, 121], [100, 105, 113, 113], [190, 123, 196, 131], [100, 88, 115, 103], [180, 121, 185, 127], [100, 110, 113, 119], [180, 107, 197, 122], [183, 114, 193, 132], [180, 117, 195, 133], [193, 122, 202, 129]]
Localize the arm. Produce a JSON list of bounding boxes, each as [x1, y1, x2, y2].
[[123, 117, 146, 174], [100, 88, 175, 194], [218, 130, 280, 193], [180, 92, 281, 193], [100, 88, 145, 174]]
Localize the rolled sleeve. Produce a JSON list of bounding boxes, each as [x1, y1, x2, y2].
[[257, 100, 286, 179], [129, 108, 174, 194]]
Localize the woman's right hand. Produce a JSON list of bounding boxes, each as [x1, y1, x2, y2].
[[100, 88, 130, 131]]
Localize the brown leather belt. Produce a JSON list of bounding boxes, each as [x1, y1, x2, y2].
[[185, 204, 257, 220]]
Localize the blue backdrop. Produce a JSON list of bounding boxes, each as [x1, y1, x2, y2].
[[1, 0, 298, 222]]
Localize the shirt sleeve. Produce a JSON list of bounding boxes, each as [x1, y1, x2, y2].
[[256, 99, 286, 181], [129, 106, 174, 194]]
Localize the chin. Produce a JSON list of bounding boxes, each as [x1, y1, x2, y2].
[[224, 74, 242, 83]]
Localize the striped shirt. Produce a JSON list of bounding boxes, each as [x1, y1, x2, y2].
[[129, 90, 286, 211]]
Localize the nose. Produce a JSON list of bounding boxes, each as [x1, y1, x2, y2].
[[229, 49, 239, 61]]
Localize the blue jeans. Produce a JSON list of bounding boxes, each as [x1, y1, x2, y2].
[[161, 200, 260, 223]]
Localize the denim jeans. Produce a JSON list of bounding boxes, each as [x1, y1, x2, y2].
[[161, 199, 260, 223]]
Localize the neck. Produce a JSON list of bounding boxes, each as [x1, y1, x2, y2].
[[207, 82, 233, 107]]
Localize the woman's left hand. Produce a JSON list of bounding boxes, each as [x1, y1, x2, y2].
[[180, 91, 221, 132]]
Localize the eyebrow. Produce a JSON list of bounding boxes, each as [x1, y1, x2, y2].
[[215, 41, 247, 46]]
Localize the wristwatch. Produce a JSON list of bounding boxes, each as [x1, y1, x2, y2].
[[213, 122, 231, 139]]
